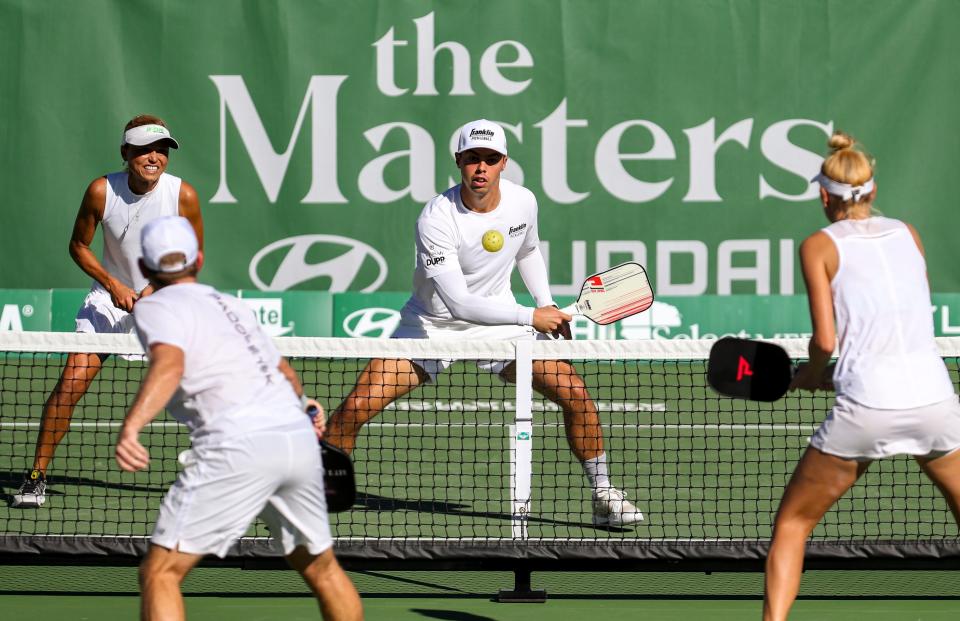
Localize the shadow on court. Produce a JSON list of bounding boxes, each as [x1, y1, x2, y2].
[[353, 492, 631, 532], [0, 470, 169, 504], [410, 609, 497, 621]]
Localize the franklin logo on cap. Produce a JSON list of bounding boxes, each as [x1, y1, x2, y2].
[[141, 216, 198, 272], [456, 119, 507, 155], [122, 124, 180, 149]]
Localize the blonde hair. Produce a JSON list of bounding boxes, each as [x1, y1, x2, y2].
[[819, 131, 877, 212], [821, 131, 874, 186], [124, 114, 168, 132]]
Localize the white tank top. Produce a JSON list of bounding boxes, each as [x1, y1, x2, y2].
[[823, 216, 954, 408], [99, 172, 181, 292]]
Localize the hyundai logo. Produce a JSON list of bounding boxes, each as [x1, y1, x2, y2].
[[342, 307, 401, 338], [249, 235, 388, 292]]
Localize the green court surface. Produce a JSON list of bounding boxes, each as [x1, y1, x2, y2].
[[3, 355, 957, 543], [3, 352, 960, 619], [3, 566, 960, 620], [5, 596, 960, 621]]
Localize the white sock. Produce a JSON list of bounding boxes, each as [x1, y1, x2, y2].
[[582, 453, 611, 490]]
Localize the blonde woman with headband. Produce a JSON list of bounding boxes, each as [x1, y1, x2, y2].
[[762, 131, 960, 620]]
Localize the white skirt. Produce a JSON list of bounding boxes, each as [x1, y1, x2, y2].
[[75, 286, 135, 334], [810, 393, 960, 461]]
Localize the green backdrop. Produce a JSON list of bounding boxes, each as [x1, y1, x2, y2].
[[2, 0, 958, 296]]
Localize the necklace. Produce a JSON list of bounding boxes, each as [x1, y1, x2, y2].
[[119, 202, 145, 242]]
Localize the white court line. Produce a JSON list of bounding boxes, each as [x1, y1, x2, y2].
[[15, 534, 770, 543], [0, 421, 817, 431]]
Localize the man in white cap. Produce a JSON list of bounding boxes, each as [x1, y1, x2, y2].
[[325, 119, 644, 527], [115, 216, 362, 621], [13, 114, 203, 507]]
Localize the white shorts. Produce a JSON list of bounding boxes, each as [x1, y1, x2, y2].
[[810, 393, 960, 461], [152, 423, 333, 558], [75, 287, 135, 334], [391, 321, 544, 383]]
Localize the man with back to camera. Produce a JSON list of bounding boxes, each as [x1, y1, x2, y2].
[[325, 119, 644, 527], [115, 215, 362, 620], [14, 114, 203, 508]]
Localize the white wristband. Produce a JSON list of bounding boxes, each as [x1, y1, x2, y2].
[[300, 394, 308, 410]]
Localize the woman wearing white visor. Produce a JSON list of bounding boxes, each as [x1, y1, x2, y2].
[[13, 114, 203, 508], [762, 131, 960, 620]]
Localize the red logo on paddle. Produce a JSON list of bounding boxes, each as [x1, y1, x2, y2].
[[736, 356, 753, 381], [587, 276, 605, 292]]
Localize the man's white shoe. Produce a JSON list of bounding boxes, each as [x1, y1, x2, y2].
[[592, 487, 643, 526]]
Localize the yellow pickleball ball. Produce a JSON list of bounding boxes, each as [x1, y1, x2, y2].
[[482, 230, 504, 253]]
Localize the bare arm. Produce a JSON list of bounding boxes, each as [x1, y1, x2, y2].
[[791, 232, 836, 391], [178, 180, 204, 250], [115, 343, 185, 471], [69, 177, 139, 311]]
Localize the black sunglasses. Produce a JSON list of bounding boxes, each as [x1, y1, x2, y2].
[[460, 152, 504, 166]]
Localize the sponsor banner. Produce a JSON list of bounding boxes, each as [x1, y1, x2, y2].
[[51, 289, 88, 332], [42, 289, 334, 337], [12, 288, 960, 339], [333, 293, 960, 340], [336, 292, 410, 339], [235, 290, 333, 337], [0, 290, 52, 332], [3, 1, 960, 297]]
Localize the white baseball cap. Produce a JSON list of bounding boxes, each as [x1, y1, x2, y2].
[[122, 124, 180, 149], [140, 216, 198, 272], [456, 119, 508, 155]]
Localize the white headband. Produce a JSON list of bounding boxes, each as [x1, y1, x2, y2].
[[814, 173, 874, 202]]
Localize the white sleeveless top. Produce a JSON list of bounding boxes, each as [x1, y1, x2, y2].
[[98, 171, 181, 292], [823, 216, 954, 408]]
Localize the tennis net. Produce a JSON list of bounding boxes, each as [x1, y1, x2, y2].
[[1, 331, 959, 566]]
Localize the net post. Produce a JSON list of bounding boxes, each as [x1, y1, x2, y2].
[[510, 340, 534, 540], [497, 567, 547, 603], [501, 341, 547, 602]]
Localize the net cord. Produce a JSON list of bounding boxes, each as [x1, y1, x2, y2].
[[8, 331, 960, 360]]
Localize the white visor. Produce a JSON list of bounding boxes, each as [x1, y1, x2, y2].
[[814, 173, 874, 202], [122, 124, 180, 149]]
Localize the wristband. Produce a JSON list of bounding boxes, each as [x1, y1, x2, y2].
[[300, 394, 308, 410]]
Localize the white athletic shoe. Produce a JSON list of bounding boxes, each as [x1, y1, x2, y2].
[[592, 487, 643, 527], [11, 471, 47, 508]]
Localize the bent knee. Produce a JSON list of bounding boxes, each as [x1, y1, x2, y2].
[[139, 559, 186, 588], [337, 397, 384, 422], [292, 547, 338, 578]]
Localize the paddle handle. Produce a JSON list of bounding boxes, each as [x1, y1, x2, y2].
[[558, 303, 581, 317]]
